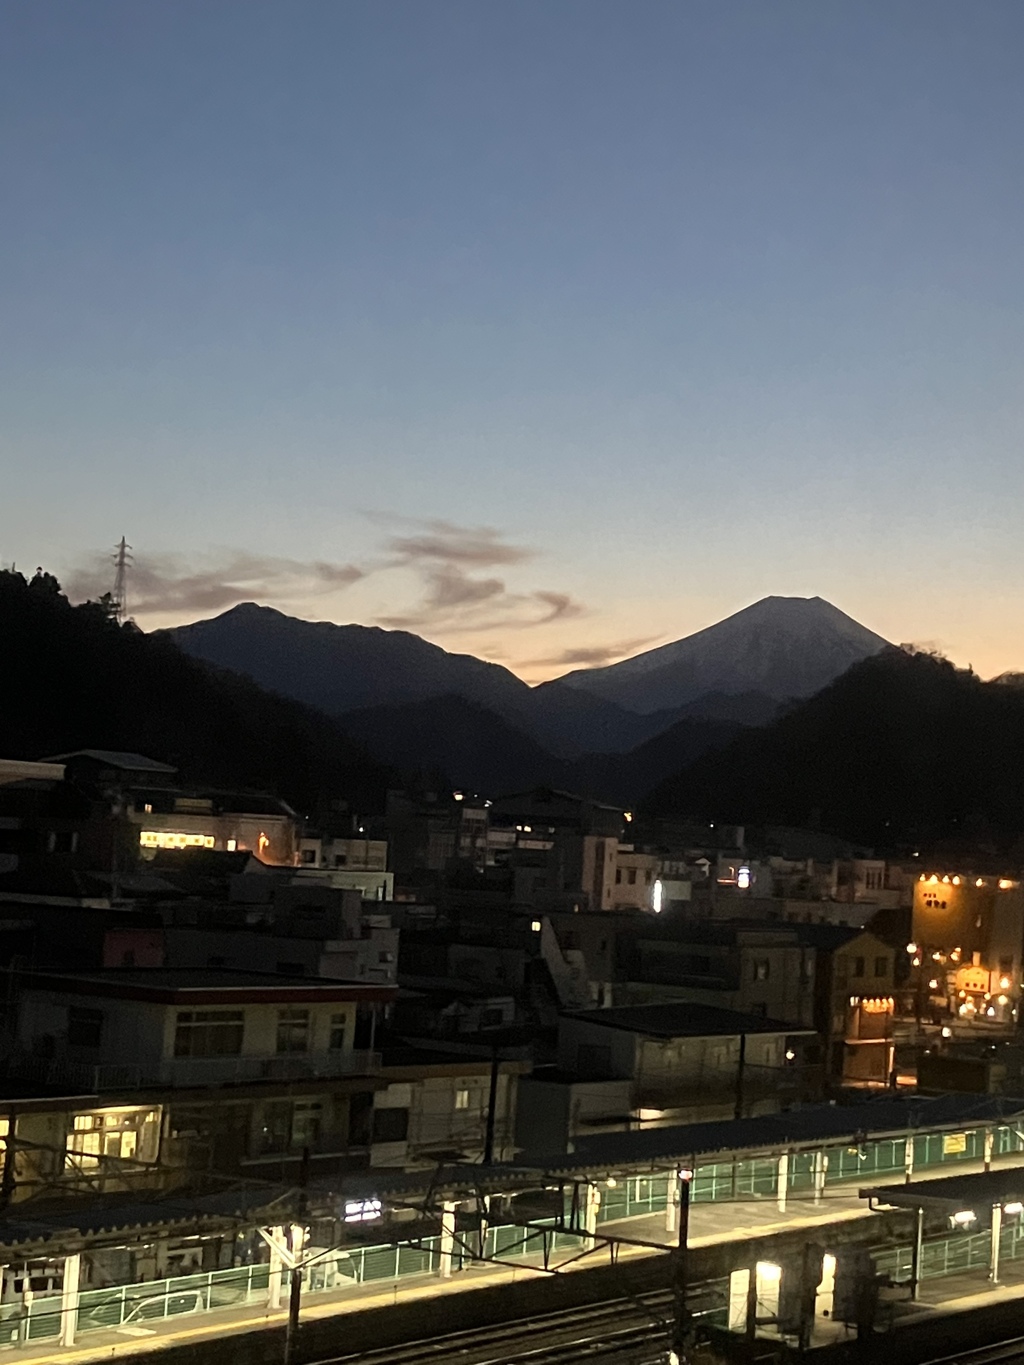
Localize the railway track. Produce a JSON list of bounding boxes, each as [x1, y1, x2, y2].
[[921, 1338, 1024, 1365], [311, 1283, 713, 1365]]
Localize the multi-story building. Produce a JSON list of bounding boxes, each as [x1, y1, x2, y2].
[[911, 870, 1024, 1025]]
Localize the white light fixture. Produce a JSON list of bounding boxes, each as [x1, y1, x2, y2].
[[1004, 1202, 1024, 1216], [951, 1209, 976, 1226]]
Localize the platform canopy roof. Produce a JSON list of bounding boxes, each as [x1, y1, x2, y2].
[[862, 1167, 1024, 1211]]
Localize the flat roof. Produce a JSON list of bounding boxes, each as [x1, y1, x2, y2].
[[21, 968, 396, 1005], [565, 1002, 814, 1038], [531, 1093, 1024, 1171], [862, 1168, 1024, 1210], [0, 1184, 294, 1256]]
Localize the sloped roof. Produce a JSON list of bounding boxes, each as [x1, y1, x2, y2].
[[44, 750, 177, 773]]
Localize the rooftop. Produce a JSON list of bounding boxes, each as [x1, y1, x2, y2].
[[44, 750, 178, 774], [565, 1001, 813, 1038], [863, 1167, 1024, 1210], [21, 968, 395, 1003], [554, 1093, 1024, 1170]]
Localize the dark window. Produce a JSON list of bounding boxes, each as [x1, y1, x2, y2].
[[46, 830, 78, 854], [645, 871, 652, 884], [301, 849, 317, 865], [120, 950, 135, 968], [576, 1043, 612, 1077], [481, 1007, 505, 1028], [259, 1101, 292, 1155], [372, 1107, 409, 1144], [1000, 957, 1014, 974], [752, 959, 770, 982], [68, 1007, 103, 1048], [615, 870, 622, 884], [874, 956, 887, 977], [853, 957, 865, 977], [348, 1092, 373, 1146], [328, 1013, 348, 1050], [174, 1011, 244, 1058], [276, 1008, 309, 1054], [292, 1101, 322, 1149], [334, 854, 348, 867], [627, 870, 637, 886]]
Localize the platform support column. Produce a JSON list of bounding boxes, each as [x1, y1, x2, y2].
[[984, 1127, 995, 1172], [59, 1253, 80, 1348], [439, 1200, 457, 1278], [904, 1134, 914, 1184], [584, 1183, 601, 1236], [990, 1203, 1003, 1284], [812, 1149, 826, 1206], [910, 1207, 924, 1300], [267, 1226, 284, 1310], [665, 1172, 679, 1234], [777, 1152, 789, 1213]]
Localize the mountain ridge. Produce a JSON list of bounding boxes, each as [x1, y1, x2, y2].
[[555, 595, 889, 714]]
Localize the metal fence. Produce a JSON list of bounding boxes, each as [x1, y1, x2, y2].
[[872, 1219, 1024, 1284]]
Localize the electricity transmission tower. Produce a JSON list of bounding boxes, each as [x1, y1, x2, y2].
[[112, 537, 132, 623]]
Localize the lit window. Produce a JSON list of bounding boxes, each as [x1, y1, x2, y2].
[[139, 831, 215, 850], [344, 1198, 382, 1223], [65, 1108, 159, 1170], [226, 839, 237, 852], [455, 1089, 470, 1110]]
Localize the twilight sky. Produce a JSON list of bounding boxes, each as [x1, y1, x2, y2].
[[3, 1, 1024, 683]]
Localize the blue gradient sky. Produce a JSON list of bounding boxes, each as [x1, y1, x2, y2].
[[3, 1, 1024, 681]]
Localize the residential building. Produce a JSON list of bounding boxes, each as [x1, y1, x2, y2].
[[555, 1002, 818, 1124]]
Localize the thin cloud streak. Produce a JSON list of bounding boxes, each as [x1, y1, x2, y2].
[[68, 550, 365, 617], [67, 518, 589, 654], [523, 635, 666, 669]]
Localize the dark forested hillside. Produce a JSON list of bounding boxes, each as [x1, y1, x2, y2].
[[645, 648, 1024, 853], [0, 570, 393, 816]]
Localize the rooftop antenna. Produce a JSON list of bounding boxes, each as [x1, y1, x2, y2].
[[112, 537, 132, 624]]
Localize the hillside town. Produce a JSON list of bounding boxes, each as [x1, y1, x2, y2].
[[2, 598, 1024, 1363]]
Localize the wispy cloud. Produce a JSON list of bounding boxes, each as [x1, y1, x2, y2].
[[67, 550, 364, 617], [383, 519, 534, 569], [522, 635, 665, 669], [376, 519, 585, 634], [66, 518, 588, 644]]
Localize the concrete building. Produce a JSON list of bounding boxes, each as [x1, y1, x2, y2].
[[911, 870, 1024, 1026], [556, 1002, 817, 1123]]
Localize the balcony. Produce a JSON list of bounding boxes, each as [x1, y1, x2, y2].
[[7, 1050, 382, 1093]]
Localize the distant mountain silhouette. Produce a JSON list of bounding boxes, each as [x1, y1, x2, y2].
[[338, 694, 565, 796], [645, 648, 1024, 852], [556, 596, 889, 714], [0, 572, 393, 818], [167, 603, 716, 755], [338, 692, 743, 805]]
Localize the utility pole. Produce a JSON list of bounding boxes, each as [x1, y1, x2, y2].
[[283, 1265, 302, 1365], [668, 1167, 693, 1365], [734, 1032, 747, 1121], [483, 1043, 500, 1164]]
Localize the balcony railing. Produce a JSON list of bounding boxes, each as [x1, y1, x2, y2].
[[7, 1050, 382, 1093]]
